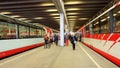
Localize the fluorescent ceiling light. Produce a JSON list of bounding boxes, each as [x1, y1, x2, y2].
[[0, 12, 12, 14], [96, 22, 99, 24], [94, 22, 99, 25], [107, 16, 110, 19], [24, 20, 32, 22], [69, 19, 76, 20], [50, 13, 59, 16], [69, 21, 76, 23], [68, 16, 78, 18], [53, 17, 59, 19], [101, 18, 106, 22], [67, 13, 79, 15], [113, 14, 117, 16], [70, 23, 75, 25], [65, 1, 84, 5], [18, 18, 27, 20], [79, 18, 88, 20], [10, 15, 21, 18], [56, 19, 59, 20], [66, 8, 81, 11], [39, 3, 54, 6], [117, 11, 120, 13], [34, 17, 44, 19], [45, 9, 57, 12]]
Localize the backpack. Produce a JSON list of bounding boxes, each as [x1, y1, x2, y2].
[[44, 36, 48, 40]]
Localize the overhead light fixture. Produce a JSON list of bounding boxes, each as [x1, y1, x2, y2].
[[113, 14, 117, 16], [94, 22, 99, 25], [79, 18, 88, 20], [53, 17, 59, 19], [39, 3, 54, 6], [45, 9, 57, 12], [18, 18, 27, 20], [50, 13, 59, 16], [117, 11, 120, 13], [101, 18, 106, 22], [65, 1, 84, 5], [107, 16, 110, 19], [69, 21, 76, 23], [66, 8, 81, 11], [55, 18, 59, 20], [70, 24, 75, 27], [34, 17, 44, 19], [68, 16, 78, 18], [0, 12, 12, 14], [10, 15, 21, 18], [96, 22, 99, 24], [67, 13, 79, 15], [69, 19, 76, 20], [24, 20, 32, 22], [55, 19, 60, 22]]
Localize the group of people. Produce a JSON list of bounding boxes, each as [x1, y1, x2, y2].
[[44, 34, 59, 48], [44, 33, 82, 50]]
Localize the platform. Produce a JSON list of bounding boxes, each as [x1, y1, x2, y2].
[[0, 42, 119, 68]]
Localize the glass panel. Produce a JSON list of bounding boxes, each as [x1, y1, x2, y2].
[[38, 29, 42, 37], [0, 22, 16, 39], [30, 28, 37, 38], [19, 25, 29, 38], [92, 13, 110, 34], [113, 6, 120, 33]]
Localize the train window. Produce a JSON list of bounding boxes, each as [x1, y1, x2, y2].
[[40, 29, 45, 37], [92, 21, 99, 34], [38, 29, 42, 37], [19, 25, 29, 38], [100, 13, 110, 33], [0, 18, 44, 39], [0, 22, 16, 39], [113, 6, 120, 33], [92, 13, 110, 34], [30, 28, 37, 38]]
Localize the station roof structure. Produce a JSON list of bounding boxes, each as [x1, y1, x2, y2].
[[0, 0, 112, 31]]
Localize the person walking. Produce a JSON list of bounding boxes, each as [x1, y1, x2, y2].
[[65, 34, 69, 46], [44, 34, 49, 48], [49, 36, 53, 47], [79, 32, 82, 42], [69, 33, 77, 50], [54, 34, 58, 46]]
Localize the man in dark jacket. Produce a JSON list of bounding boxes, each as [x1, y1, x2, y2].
[[54, 34, 58, 46], [69, 34, 77, 50]]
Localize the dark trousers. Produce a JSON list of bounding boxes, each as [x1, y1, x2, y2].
[[72, 43, 75, 50], [55, 41, 58, 46], [44, 40, 50, 48]]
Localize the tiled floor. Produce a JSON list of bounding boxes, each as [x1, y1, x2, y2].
[[0, 42, 119, 68]]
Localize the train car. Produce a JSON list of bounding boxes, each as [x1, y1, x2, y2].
[[79, 1, 120, 66], [0, 14, 52, 59]]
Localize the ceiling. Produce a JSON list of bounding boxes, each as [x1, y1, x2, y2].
[[0, 0, 112, 32]]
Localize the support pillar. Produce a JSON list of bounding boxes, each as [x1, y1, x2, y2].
[[98, 18, 101, 33], [16, 24, 19, 39], [89, 24, 93, 34], [109, 10, 114, 33], [60, 13, 64, 46]]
